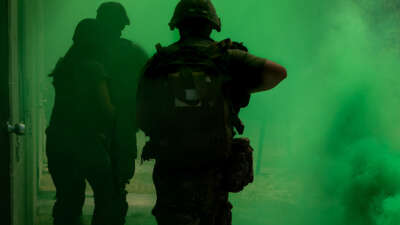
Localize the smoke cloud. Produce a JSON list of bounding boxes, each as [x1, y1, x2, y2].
[[40, 0, 400, 224]]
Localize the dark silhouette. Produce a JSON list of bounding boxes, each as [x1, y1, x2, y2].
[[46, 18, 116, 225], [47, 2, 148, 224], [96, 2, 148, 225], [136, 0, 287, 224]]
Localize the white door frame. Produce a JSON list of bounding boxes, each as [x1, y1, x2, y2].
[[9, 0, 31, 224], [9, 0, 45, 224]]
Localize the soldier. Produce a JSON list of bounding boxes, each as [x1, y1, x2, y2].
[[136, 0, 287, 225], [96, 2, 149, 225], [46, 18, 116, 225]]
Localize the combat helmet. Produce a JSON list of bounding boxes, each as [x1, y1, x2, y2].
[[96, 2, 130, 27], [169, 0, 221, 32]]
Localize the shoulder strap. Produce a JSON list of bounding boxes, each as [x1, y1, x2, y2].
[[215, 38, 248, 52]]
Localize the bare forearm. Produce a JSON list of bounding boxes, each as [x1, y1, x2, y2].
[[250, 60, 287, 93], [227, 49, 287, 93]]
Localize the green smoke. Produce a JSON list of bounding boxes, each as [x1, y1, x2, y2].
[[340, 139, 400, 225], [226, 1, 400, 225], [38, 0, 400, 225]]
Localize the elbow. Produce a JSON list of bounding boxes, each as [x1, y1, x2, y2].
[[263, 64, 287, 89], [272, 60, 287, 79], [282, 67, 288, 79], [276, 66, 287, 83], [249, 61, 287, 93]]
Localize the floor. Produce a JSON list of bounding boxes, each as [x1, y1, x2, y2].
[[37, 160, 157, 225], [37, 192, 157, 225], [36, 164, 339, 225]]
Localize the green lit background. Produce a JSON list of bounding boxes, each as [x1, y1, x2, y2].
[[38, 0, 400, 224]]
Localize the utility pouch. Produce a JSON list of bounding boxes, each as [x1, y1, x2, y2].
[[223, 138, 254, 193]]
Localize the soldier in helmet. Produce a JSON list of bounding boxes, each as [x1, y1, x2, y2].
[[95, 2, 149, 225], [137, 0, 287, 225], [46, 18, 116, 225]]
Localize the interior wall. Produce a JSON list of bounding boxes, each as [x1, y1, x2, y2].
[[0, 0, 10, 224]]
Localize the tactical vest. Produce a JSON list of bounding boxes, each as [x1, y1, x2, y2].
[[140, 40, 235, 166]]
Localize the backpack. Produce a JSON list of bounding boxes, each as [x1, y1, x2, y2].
[[139, 40, 235, 166]]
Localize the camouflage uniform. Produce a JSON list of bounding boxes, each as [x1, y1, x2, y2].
[[137, 1, 286, 224], [152, 163, 232, 225], [138, 37, 261, 225]]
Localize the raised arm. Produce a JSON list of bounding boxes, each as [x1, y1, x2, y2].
[[227, 49, 287, 93], [252, 59, 287, 93]]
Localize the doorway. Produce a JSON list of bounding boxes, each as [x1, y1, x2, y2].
[[7, 1, 157, 224], [7, 0, 46, 224]]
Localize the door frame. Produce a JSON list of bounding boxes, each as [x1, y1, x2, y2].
[[19, 1, 46, 224], [8, 0, 43, 224], [8, 0, 30, 224]]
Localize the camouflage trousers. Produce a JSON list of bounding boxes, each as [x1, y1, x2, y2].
[[152, 161, 233, 225]]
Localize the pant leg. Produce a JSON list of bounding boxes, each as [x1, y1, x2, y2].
[[151, 163, 199, 225], [212, 193, 233, 225], [109, 148, 133, 225], [46, 139, 86, 225], [152, 162, 230, 225], [86, 171, 116, 225], [112, 182, 129, 225], [80, 136, 117, 225]]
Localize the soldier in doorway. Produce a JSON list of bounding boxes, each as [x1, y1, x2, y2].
[[136, 0, 287, 224], [96, 2, 149, 225], [46, 18, 116, 225]]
